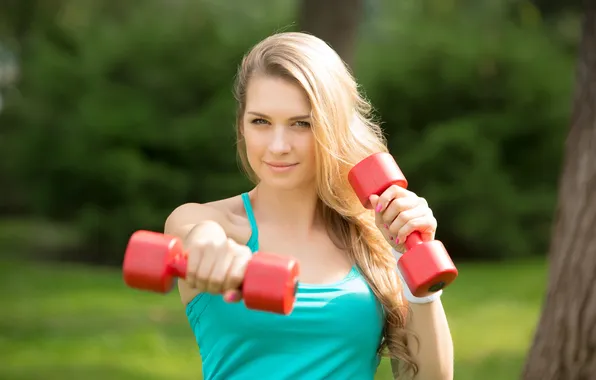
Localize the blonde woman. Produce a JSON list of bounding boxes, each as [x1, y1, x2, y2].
[[165, 32, 453, 380]]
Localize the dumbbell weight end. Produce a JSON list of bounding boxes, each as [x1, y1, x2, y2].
[[123, 230, 187, 293], [400, 231, 458, 298]]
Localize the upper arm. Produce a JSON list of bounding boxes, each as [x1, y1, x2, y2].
[[164, 202, 228, 238]]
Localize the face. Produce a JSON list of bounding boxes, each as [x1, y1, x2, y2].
[[242, 75, 316, 190]]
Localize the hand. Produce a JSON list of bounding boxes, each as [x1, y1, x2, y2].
[[369, 185, 437, 252], [184, 221, 252, 303]]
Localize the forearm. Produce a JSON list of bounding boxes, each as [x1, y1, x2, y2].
[[398, 300, 454, 380], [390, 247, 454, 380]]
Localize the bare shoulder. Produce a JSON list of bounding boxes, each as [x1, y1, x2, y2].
[[164, 194, 252, 244], [168, 194, 253, 306]]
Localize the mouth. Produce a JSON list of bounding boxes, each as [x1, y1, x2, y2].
[[265, 162, 298, 168]]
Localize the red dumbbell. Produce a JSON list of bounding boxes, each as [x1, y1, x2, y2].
[[348, 152, 458, 298], [122, 230, 300, 315]]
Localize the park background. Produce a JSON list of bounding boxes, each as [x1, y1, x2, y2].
[[0, 0, 588, 379]]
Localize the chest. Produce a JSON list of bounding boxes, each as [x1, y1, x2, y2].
[[256, 225, 354, 285], [188, 274, 385, 354]]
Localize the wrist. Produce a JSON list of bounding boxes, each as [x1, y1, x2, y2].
[[391, 248, 443, 304]]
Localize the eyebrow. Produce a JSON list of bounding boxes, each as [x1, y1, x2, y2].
[[247, 111, 311, 121]]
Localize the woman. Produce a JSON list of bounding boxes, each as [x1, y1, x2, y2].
[[165, 32, 453, 380]]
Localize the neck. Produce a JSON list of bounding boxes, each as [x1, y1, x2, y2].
[[250, 183, 321, 234]]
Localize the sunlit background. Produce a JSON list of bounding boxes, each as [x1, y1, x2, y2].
[[0, 1, 584, 379]]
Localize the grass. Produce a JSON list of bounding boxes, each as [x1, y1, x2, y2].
[[0, 257, 548, 379]]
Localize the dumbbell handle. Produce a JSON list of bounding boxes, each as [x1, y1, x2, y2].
[[404, 231, 424, 251], [159, 247, 249, 292], [163, 249, 188, 280]]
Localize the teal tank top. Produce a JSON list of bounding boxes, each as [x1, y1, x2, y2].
[[185, 193, 385, 379]]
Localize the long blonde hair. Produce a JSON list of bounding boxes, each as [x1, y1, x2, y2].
[[233, 32, 417, 376]]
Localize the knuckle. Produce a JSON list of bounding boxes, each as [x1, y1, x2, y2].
[[388, 223, 399, 235], [395, 198, 408, 209], [236, 246, 252, 260], [192, 239, 213, 253], [406, 217, 419, 226], [389, 184, 402, 194], [387, 199, 401, 213], [196, 272, 209, 283], [382, 213, 393, 224], [230, 273, 244, 285], [209, 278, 223, 290], [408, 219, 424, 229], [226, 267, 244, 287], [185, 271, 197, 284], [400, 222, 413, 233], [382, 186, 398, 199], [397, 210, 410, 224]]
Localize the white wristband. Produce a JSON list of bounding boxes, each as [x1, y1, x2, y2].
[[392, 248, 442, 304]]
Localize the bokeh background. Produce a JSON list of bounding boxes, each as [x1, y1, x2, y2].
[[0, 0, 585, 379]]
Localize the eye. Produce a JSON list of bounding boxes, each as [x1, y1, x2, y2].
[[250, 118, 269, 125], [294, 121, 311, 128]]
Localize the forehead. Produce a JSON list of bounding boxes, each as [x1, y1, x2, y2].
[[245, 75, 311, 117]]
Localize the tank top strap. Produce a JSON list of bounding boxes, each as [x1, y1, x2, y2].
[[241, 192, 260, 252]]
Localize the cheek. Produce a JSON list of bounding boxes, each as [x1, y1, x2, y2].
[[300, 134, 317, 162], [243, 130, 267, 168], [244, 130, 262, 154]]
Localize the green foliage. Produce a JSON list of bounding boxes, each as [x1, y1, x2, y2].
[[0, 257, 547, 379], [0, 0, 576, 263], [355, 7, 574, 259]]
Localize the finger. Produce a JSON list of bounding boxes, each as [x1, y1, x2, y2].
[[223, 289, 242, 303], [195, 243, 220, 292], [222, 240, 252, 295], [381, 196, 420, 226], [388, 206, 429, 241], [205, 240, 235, 294], [185, 245, 202, 290], [222, 246, 251, 298], [223, 257, 248, 301], [369, 194, 380, 211], [396, 215, 437, 245], [376, 185, 412, 213], [369, 195, 385, 227]]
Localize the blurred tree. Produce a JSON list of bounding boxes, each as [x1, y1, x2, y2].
[[0, 0, 65, 48], [531, 0, 582, 15], [522, 3, 596, 379], [298, 0, 364, 67]]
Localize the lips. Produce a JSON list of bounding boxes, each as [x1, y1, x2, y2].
[[265, 162, 298, 168]]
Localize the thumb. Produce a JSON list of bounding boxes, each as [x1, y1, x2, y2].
[[223, 289, 243, 303]]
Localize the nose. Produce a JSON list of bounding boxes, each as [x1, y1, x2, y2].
[[268, 125, 291, 154]]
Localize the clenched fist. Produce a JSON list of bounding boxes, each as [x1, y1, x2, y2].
[[183, 221, 252, 303], [369, 185, 437, 252]]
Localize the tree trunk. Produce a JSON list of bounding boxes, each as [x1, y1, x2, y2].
[[522, 3, 596, 380], [298, 0, 365, 68]]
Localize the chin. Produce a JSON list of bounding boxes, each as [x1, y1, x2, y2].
[[261, 176, 303, 191], [255, 172, 313, 192]]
